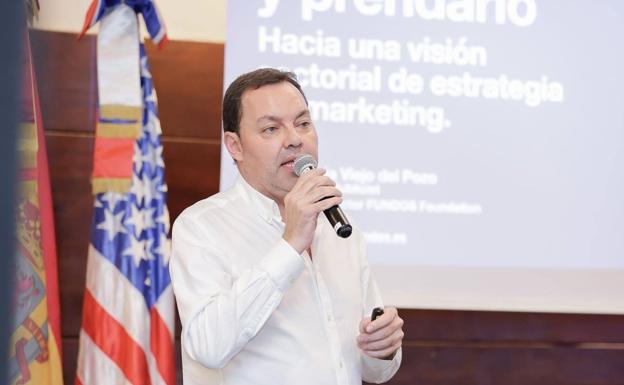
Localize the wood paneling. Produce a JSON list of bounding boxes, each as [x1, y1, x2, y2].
[[45, 133, 93, 337], [32, 29, 624, 385], [61, 338, 79, 385], [30, 30, 97, 132], [401, 309, 624, 343], [162, 139, 221, 221], [145, 40, 224, 140], [389, 345, 624, 385]]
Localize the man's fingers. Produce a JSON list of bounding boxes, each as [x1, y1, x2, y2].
[[359, 318, 371, 334], [366, 307, 398, 333], [365, 314, 404, 342], [357, 307, 403, 360], [290, 167, 341, 205], [313, 186, 342, 202], [363, 341, 402, 360], [314, 196, 343, 212], [291, 167, 323, 190], [304, 167, 325, 177], [297, 171, 336, 191], [360, 319, 400, 343], [287, 186, 341, 209], [358, 329, 404, 351], [297, 167, 326, 184]]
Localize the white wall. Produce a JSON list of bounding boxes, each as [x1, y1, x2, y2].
[[32, 0, 226, 43]]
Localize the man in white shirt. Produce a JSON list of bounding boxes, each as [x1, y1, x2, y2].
[[170, 68, 403, 385]]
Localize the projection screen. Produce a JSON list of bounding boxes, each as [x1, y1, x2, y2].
[[220, 0, 624, 314]]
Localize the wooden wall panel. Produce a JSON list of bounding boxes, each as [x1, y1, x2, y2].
[[402, 309, 624, 343], [145, 41, 224, 140], [30, 30, 97, 132], [31, 29, 624, 385], [389, 345, 624, 385], [45, 133, 93, 337], [162, 139, 221, 221]]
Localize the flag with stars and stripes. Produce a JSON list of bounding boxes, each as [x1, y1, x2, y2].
[[75, 44, 175, 385]]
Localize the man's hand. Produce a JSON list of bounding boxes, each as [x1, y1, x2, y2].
[[282, 167, 342, 254], [357, 307, 404, 360]]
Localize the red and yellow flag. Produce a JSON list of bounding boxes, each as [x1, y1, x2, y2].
[[9, 32, 64, 385]]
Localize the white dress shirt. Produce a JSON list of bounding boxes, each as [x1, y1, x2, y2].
[[170, 176, 401, 385]]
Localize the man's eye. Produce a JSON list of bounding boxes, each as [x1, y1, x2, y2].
[[264, 126, 277, 133], [298, 121, 311, 127]]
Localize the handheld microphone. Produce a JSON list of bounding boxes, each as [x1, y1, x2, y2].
[[293, 154, 352, 238]]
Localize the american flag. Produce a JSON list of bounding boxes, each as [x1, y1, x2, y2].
[[80, 0, 168, 48], [75, 45, 175, 385]]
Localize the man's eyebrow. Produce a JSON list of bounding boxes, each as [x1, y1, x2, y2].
[[256, 115, 281, 124], [256, 110, 310, 124], [295, 109, 311, 120]]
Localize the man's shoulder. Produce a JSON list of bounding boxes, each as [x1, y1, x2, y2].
[[175, 185, 243, 226]]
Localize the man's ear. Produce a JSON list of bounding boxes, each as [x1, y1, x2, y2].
[[223, 131, 243, 162]]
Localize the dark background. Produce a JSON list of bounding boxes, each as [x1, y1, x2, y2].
[[1, 2, 23, 384], [29, 30, 624, 385]]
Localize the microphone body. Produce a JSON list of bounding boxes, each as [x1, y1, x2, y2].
[[294, 155, 352, 238]]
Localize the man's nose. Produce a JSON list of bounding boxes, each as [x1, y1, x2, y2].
[[284, 125, 303, 148]]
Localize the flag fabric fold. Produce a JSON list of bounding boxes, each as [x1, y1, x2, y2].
[[83, 1, 167, 194], [76, 3, 175, 385], [79, 0, 167, 48]]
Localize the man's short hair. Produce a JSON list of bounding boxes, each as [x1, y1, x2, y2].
[[222, 68, 308, 135]]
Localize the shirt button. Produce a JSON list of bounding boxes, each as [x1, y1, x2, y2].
[[339, 361, 343, 369], [327, 315, 332, 322]]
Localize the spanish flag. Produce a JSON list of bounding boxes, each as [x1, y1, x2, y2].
[[8, 31, 64, 385]]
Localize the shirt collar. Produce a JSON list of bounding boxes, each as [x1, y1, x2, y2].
[[235, 175, 283, 225]]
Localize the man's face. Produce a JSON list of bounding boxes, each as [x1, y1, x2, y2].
[[225, 81, 318, 203]]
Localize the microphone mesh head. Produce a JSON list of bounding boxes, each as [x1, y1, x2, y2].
[[293, 154, 317, 176]]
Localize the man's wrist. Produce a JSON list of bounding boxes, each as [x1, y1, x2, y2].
[[282, 234, 305, 255]]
